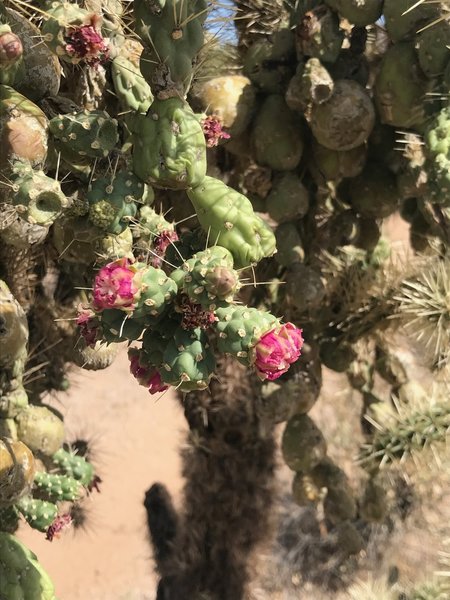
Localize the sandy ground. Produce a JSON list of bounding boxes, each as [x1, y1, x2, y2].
[[18, 353, 186, 600]]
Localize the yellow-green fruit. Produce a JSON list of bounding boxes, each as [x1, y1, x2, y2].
[[0, 439, 35, 506], [199, 76, 256, 135], [282, 414, 327, 472], [0, 280, 29, 368], [15, 405, 64, 456], [252, 95, 304, 171]]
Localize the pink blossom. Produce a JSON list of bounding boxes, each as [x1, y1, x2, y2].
[[150, 230, 179, 268], [93, 258, 138, 311], [46, 514, 72, 541], [76, 304, 99, 347], [128, 349, 168, 395], [202, 115, 231, 148], [65, 16, 109, 65], [253, 323, 303, 381]]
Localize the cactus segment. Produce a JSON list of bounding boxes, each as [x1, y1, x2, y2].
[[15, 406, 65, 457], [132, 97, 207, 189], [111, 55, 153, 113], [187, 176, 276, 268], [0, 532, 56, 599], [33, 471, 83, 502]]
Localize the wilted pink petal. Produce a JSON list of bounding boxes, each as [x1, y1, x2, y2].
[[76, 304, 100, 347], [254, 323, 303, 381], [65, 16, 109, 65], [128, 348, 168, 395], [46, 514, 72, 541], [202, 115, 231, 148]]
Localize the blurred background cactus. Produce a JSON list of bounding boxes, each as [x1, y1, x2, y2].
[[0, 0, 450, 598]]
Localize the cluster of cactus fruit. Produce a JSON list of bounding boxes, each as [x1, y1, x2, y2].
[[0, 0, 449, 597]]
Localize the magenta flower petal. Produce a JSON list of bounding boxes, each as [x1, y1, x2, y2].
[[254, 323, 303, 380], [93, 258, 138, 311]]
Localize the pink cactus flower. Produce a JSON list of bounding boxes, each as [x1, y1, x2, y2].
[[65, 16, 109, 65], [150, 230, 179, 268], [128, 349, 168, 395], [253, 323, 304, 381], [93, 258, 138, 311], [202, 115, 231, 148], [76, 304, 99, 347]]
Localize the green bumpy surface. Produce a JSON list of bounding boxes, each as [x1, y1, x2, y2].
[[100, 309, 146, 343], [0, 532, 56, 599], [52, 448, 94, 487], [132, 97, 207, 189], [49, 110, 119, 159], [424, 107, 450, 205], [87, 171, 144, 234], [161, 327, 216, 391], [33, 471, 82, 502], [175, 246, 240, 308], [187, 176, 276, 268], [134, 0, 207, 96], [214, 306, 278, 364], [111, 56, 153, 113], [10, 164, 68, 226], [132, 265, 178, 320], [16, 496, 58, 532]]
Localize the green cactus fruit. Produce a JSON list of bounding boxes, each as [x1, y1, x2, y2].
[[9, 163, 68, 226], [0, 439, 35, 506], [15, 495, 58, 532], [292, 472, 321, 506], [286, 59, 334, 113], [111, 55, 153, 113], [324, 485, 357, 525], [0, 84, 48, 170], [15, 405, 64, 456], [295, 5, 344, 64], [214, 305, 278, 364], [374, 43, 431, 130], [0, 386, 28, 419], [334, 521, 364, 556], [100, 308, 146, 343], [187, 176, 276, 268], [87, 170, 144, 234], [243, 29, 295, 93], [49, 109, 119, 159], [416, 20, 450, 77], [3, 8, 61, 101], [311, 139, 367, 182], [285, 264, 325, 312], [0, 280, 28, 369], [324, 0, 383, 26], [41, 1, 109, 65], [160, 326, 216, 392], [0, 505, 19, 532], [0, 532, 56, 599], [310, 80, 375, 151], [320, 341, 356, 372], [359, 476, 387, 523], [199, 75, 256, 136], [266, 173, 310, 223], [33, 471, 83, 502], [134, 205, 176, 256], [52, 448, 95, 488], [134, 0, 207, 97], [132, 265, 178, 320], [424, 107, 450, 204], [275, 223, 304, 267], [384, 0, 441, 42], [98, 227, 134, 263], [354, 218, 381, 252], [281, 414, 327, 472], [132, 97, 206, 190], [175, 246, 240, 309], [347, 163, 399, 218], [252, 94, 304, 171]]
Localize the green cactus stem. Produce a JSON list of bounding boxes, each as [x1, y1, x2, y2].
[[187, 176, 276, 268], [0, 532, 56, 599]]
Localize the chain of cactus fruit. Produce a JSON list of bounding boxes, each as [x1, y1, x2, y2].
[[0, 0, 449, 596]]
